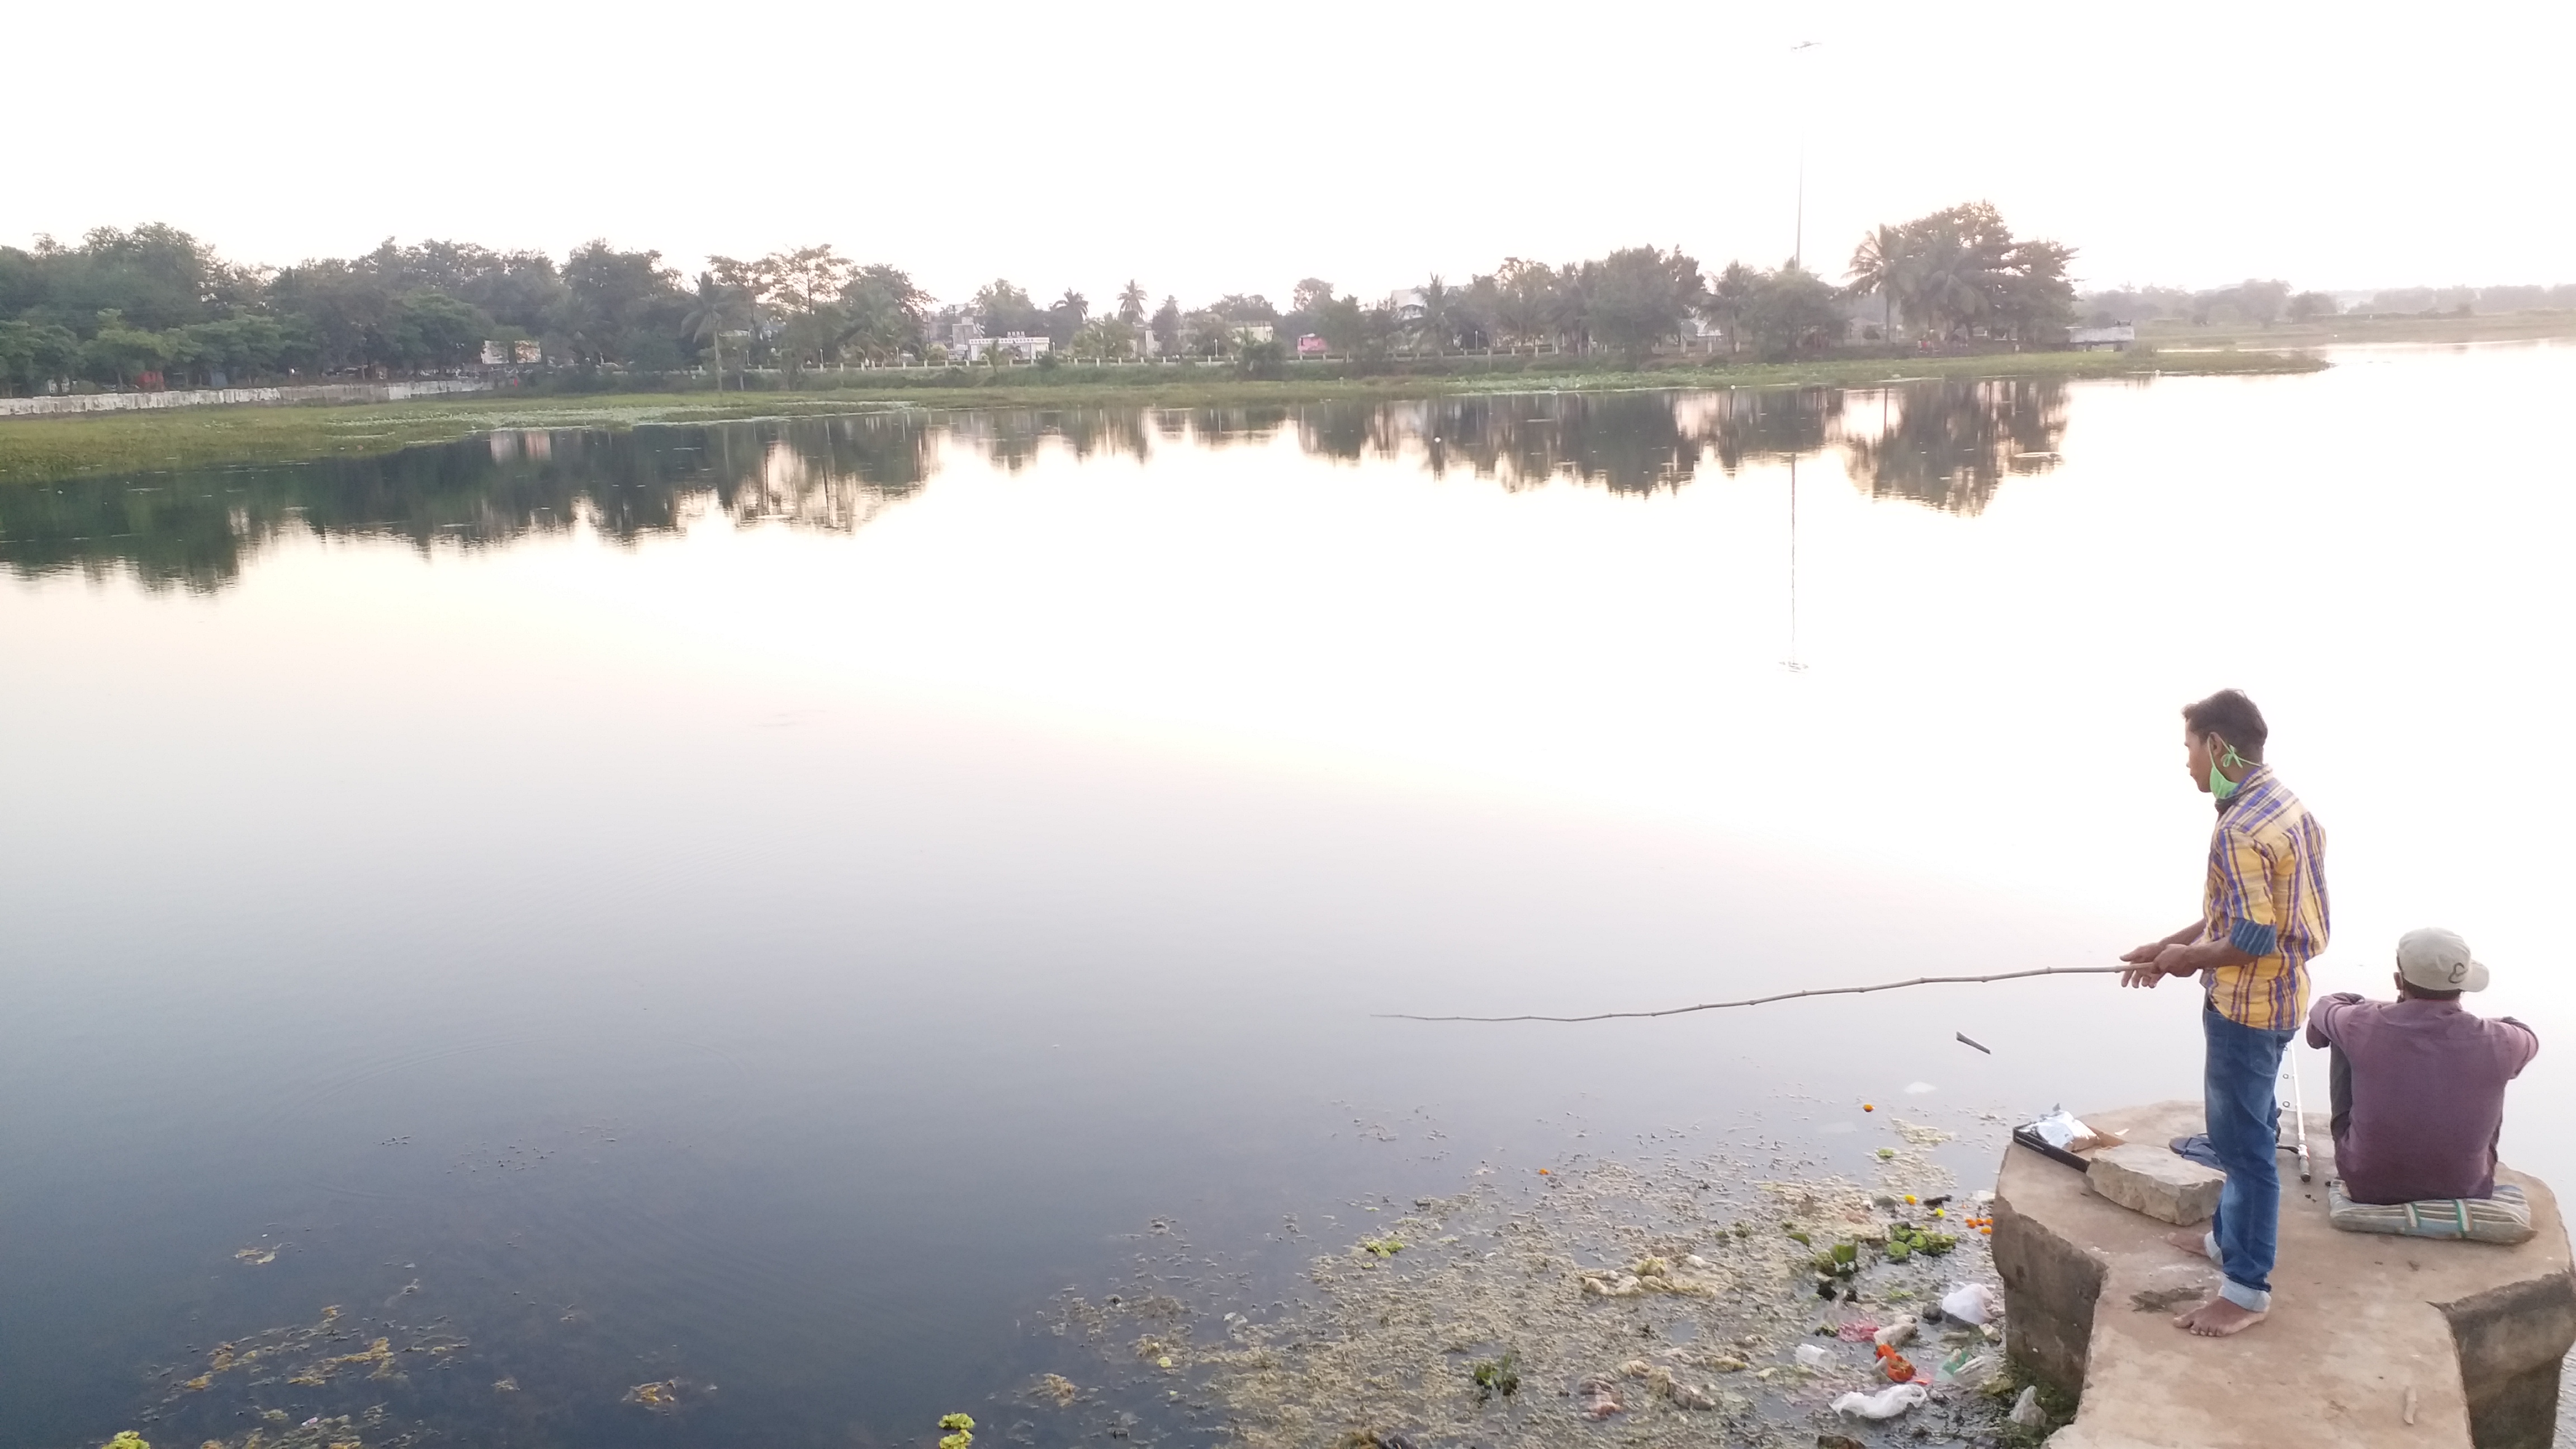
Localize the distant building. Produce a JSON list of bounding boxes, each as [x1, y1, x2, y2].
[[2069, 324, 2135, 352], [926, 317, 982, 352], [1390, 289, 1428, 324], [1229, 322, 1275, 345], [1296, 334, 1328, 358], [481, 341, 509, 366], [961, 333, 1051, 362]]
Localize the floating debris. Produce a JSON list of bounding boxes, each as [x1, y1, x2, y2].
[[1031, 1372, 1081, 1405], [234, 1246, 278, 1266], [1045, 1136, 2024, 1448], [623, 1380, 683, 1412]]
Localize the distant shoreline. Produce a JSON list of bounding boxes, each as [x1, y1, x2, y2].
[[0, 348, 2324, 484], [2141, 309, 2576, 350]]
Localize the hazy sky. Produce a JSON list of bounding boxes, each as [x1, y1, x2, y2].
[[11, 0, 2568, 307]]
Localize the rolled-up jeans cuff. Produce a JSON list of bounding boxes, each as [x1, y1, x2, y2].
[[2219, 1278, 2271, 1313], [2203, 1231, 2221, 1265]]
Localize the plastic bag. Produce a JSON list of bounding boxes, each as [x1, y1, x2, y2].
[[1830, 1382, 1929, 1420], [2026, 1108, 2125, 1156], [2008, 1385, 2046, 1426], [1574, 1374, 1622, 1419], [1872, 1314, 1916, 1348], [1940, 1282, 1999, 1327], [1933, 1348, 1996, 1388], [1794, 1343, 1833, 1368]]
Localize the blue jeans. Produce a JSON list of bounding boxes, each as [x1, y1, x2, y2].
[[2203, 1002, 2295, 1311]]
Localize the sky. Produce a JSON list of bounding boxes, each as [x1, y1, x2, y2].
[[10, 0, 2571, 308]]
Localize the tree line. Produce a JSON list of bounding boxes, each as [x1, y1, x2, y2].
[[27, 203, 2556, 396], [2079, 279, 2576, 328]]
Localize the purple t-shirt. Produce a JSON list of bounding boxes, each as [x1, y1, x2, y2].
[[2305, 993, 2538, 1204]]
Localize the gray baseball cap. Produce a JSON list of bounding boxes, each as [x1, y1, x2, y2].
[[2397, 927, 2490, 993]]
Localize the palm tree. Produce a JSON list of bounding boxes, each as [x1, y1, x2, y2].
[[1493, 259, 1553, 347], [1846, 224, 1910, 340], [1546, 263, 1595, 355], [683, 272, 736, 389], [1117, 280, 1148, 325], [1697, 262, 1759, 354], [1415, 275, 1456, 354], [1910, 234, 1997, 342]]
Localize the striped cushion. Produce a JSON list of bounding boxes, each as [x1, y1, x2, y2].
[[2326, 1180, 2533, 1244]]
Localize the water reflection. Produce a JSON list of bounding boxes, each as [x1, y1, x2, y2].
[[0, 381, 2071, 591], [1841, 377, 2068, 515]]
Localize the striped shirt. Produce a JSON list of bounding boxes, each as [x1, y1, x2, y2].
[[2200, 763, 2331, 1031]]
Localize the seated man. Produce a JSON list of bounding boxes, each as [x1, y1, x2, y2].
[[2306, 927, 2537, 1204]]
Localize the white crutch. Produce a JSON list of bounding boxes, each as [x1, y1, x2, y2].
[[2279, 1043, 2313, 1182]]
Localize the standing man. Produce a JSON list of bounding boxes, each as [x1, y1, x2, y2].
[[2119, 689, 2330, 1337]]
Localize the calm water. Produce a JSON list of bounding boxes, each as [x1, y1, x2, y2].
[[6, 345, 2573, 1448]]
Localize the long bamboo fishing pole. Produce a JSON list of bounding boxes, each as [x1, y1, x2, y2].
[[1377, 964, 2130, 1023]]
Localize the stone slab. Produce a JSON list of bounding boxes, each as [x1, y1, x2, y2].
[[2087, 1141, 2227, 1225], [1990, 1100, 2575, 1448]]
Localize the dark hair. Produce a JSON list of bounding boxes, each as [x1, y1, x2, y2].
[[2181, 689, 2268, 761]]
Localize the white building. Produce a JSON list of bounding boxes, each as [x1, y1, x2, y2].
[[960, 334, 1051, 362]]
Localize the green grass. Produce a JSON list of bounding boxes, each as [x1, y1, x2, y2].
[[0, 347, 2324, 485]]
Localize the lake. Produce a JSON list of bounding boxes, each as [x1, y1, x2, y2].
[[5, 343, 2573, 1449]]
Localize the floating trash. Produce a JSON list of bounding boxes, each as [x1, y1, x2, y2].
[[1832, 1381, 1928, 1419], [1032, 1372, 1081, 1405], [1040, 1134, 2025, 1448]]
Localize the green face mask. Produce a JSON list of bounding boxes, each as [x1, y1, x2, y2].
[[2208, 744, 2252, 801]]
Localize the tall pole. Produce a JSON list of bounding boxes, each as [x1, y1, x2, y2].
[[1789, 41, 1819, 271]]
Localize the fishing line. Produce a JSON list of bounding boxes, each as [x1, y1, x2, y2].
[[1376, 965, 2129, 1023]]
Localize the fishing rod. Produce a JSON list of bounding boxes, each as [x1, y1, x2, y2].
[[1376, 964, 2130, 1024]]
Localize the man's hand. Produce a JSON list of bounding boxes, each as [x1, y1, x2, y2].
[[2121, 943, 2203, 989], [2119, 941, 2175, 989], [2119, 924, 2223, 991]]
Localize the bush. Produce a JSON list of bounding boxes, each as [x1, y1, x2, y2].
[[1236, 339, 1285, 380]]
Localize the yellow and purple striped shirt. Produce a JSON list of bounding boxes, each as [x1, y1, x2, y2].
[[2200, 762, 2330, 1031]]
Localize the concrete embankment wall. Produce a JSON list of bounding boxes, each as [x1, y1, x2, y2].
[[0, 379, 493, 418]]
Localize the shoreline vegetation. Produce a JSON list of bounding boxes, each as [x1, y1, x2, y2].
[[2139, 308, 2576, 350], [0, 347, 2322, 484]]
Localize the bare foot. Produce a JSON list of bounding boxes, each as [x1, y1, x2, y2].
[[2161, 1229, 2212, 1259], [2172, 1298, 2267, 1337]]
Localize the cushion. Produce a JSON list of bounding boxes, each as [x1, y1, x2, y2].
[[2326, 1179, 2533, 1244]]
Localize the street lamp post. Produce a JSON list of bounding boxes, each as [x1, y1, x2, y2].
[[1789, 40, 1820, 271]]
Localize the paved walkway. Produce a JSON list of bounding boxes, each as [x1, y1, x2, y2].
[[1996, 1101, 2572, 1448]]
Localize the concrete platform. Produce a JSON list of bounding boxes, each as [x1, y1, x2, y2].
[[1990, 1101, 2576, 1448]]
